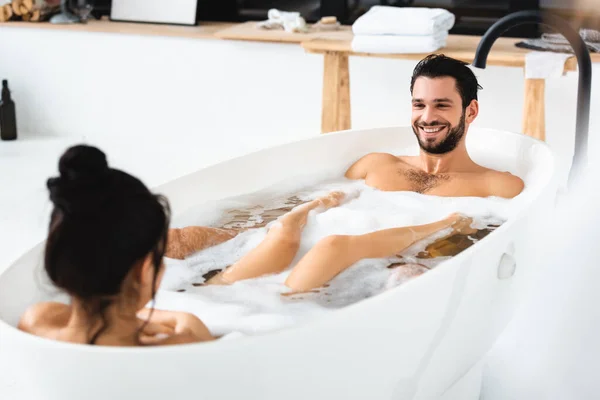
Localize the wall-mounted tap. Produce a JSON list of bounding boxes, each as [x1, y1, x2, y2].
[[472, 10, 592, 188]]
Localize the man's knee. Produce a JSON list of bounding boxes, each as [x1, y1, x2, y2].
[[317, 235, 351, 252], [269, 222, 302, 247]]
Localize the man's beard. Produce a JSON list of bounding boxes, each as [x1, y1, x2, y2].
[[412, 112, 466, 155]]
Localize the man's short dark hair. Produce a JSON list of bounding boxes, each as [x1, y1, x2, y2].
[[410, 54, 483, 108]]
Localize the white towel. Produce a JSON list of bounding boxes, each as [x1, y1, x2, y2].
[[256, 8, 308, 33], [351, 31, 448, 54], [352, 6, 455, 36], [525, 51, 572, 79]]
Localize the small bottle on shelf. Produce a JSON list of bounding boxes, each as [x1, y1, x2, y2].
[[0, 79, 17, 141]]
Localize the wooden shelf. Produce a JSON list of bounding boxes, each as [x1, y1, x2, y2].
[[0, 18, 351, 44], [214, 21, 351, 44], [306, 32, 533, 68], [0, 18, 235, 40]]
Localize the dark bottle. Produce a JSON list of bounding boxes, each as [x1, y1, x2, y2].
[[0, 80, 17, 141]]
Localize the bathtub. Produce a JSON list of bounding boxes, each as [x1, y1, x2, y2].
[[0, 126, 557, 400]]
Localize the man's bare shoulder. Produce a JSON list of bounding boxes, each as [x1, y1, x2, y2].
[[345, 152, 399, 179], [483, 169, 525, 199], [355, 152, 400, 164], [18, 302, 70, 334]]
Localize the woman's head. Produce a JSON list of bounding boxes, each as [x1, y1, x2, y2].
[[45, 145, 170, 315]]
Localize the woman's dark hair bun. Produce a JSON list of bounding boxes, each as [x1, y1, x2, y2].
[[47, 145, 112, 215], [58, 145, 109, 182]]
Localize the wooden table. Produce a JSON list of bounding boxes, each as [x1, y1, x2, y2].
[[215, 21, 352, 43], [302, 32, 599, 139], [0, 18, 235, 39]]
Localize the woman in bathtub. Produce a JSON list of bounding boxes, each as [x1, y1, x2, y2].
[[18, 145, 217, 346]]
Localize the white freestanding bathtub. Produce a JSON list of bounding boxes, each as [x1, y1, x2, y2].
[[0, 126, 557, 400]]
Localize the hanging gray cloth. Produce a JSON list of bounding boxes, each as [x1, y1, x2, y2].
[[516, 28, 600, 53]]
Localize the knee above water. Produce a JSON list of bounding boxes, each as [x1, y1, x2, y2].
[[317, 235, 350, 251], [270, 223, 303, 246]]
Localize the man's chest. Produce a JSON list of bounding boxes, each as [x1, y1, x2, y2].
[[364, 166, 487, 197]]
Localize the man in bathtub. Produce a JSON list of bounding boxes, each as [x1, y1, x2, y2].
[[165, 54, 524, 292], [345, 53, 524, 198]]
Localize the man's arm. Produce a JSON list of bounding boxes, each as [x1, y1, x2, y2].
[[487, 171, 525, 199], [345, 153, 394, 180]]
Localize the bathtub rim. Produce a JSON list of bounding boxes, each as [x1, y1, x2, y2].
[[156, 125, 551, 193]]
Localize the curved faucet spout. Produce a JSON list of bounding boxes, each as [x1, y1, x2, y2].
[[472, 10, 592, 187]]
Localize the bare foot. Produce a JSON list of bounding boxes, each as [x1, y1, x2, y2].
[[314, 189, 360, 209], [288, 190, 349, 216], [315, 191, 347, 209]]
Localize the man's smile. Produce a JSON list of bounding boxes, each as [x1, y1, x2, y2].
[[418, 125, 447, 138]]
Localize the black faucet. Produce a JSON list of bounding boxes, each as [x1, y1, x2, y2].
[[472, 10, 592, 187]]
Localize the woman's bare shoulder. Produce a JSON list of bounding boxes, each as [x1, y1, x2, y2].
[[144, 333, 209, 346], [18, 302, 70, 334]]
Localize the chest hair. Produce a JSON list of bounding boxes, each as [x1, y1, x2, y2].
[[403, 169, 450, 194]]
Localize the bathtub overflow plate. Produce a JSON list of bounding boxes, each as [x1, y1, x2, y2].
[[497, 253, 516, 279]]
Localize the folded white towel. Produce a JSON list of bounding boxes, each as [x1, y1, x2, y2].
[[525, 51, 572, 79], [351, 31, 448, 54], [257, 8, 308, 33], [352, 6, 455, 36]]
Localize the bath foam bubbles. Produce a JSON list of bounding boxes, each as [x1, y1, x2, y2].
[[156, 177, 517, 338]]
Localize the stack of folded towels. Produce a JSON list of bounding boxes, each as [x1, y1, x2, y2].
[[351, 6, 456, 54]]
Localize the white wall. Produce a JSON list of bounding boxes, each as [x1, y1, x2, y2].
[[0, 28, 322, 182], [0, 25, 599, 399]]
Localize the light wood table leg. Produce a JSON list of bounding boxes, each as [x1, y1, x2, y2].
[[321, 51, 351, 134], [522, 78, 546, 141]]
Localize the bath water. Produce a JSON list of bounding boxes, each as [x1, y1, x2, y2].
[[155, 177, 517, 339]]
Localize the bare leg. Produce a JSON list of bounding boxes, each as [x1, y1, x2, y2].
[[165, 227, 239, 260], [207, 191, 348, 285], [284, 214, 473, 292]]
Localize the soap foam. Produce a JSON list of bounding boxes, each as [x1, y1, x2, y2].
[[156, 177, 517, 338]]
